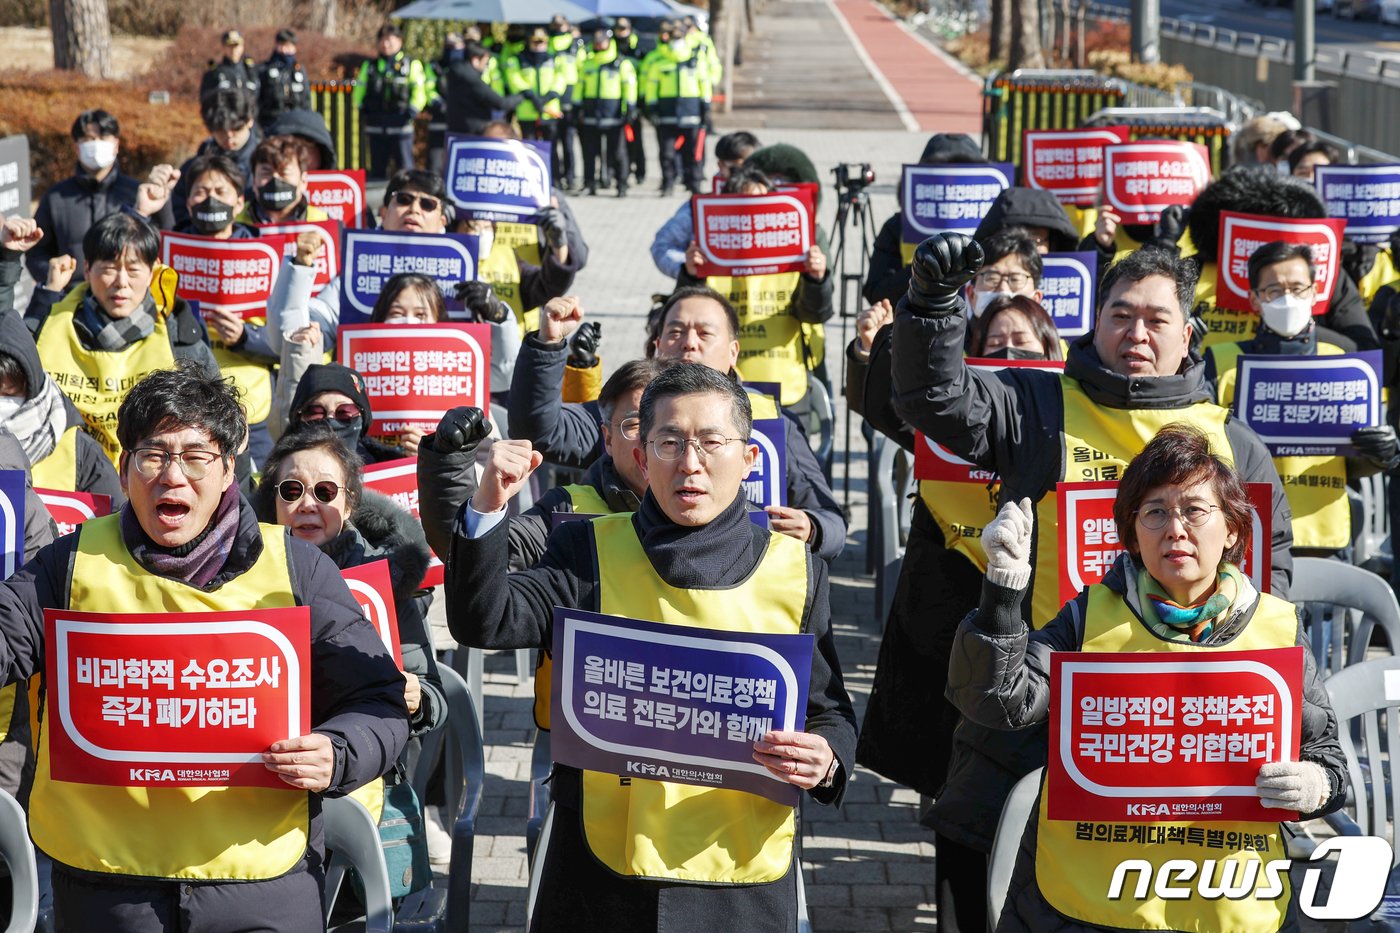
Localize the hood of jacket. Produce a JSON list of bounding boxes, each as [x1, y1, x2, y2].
[[972, 187, 1079, 252], [1187, 166, 1326, 263], [0, 310, 48, 402], [1065, 332, 1214, 410], [920, 133, 986, 165], [265, 109, 338, 170], [746, 143, 821, 210]]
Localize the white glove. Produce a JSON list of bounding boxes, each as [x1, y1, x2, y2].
[[983, 498, 1034, 590], [1255, 760, 1329, 812]]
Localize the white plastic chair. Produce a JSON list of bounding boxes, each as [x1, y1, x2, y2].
[[417, 664, 484, 933], [0, 788, 36, 933], [322, 796, 394, 933], [987, 767, 1043, 929], [806, 372, 835, 481], [1291, 557, 1400, 676], [1323, 655, 1400, 862], [525, 728, 552, 863]]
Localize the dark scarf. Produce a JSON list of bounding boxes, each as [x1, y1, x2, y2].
[[73, 289, 158, 352], [1246, 324, 1320, 357], [635, 489, 764, 589], [122, 484, 242, 588]]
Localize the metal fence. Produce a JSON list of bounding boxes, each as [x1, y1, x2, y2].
[[310, 81, 364, 171]]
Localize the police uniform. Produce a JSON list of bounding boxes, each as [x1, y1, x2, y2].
[[642, 41, 709, 194], [549, 32, 584, 188], [579, 42, 638, 194], [504, 48, 567, 147], [201, 55, 260, 100], [353, 51, 429, 180], [256, 54, 311, 130]]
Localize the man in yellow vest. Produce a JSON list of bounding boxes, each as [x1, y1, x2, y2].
[[447, 361, 855, 930], [0, 362, 407, 930], [889, 234, 1296, 918], [1204, 240, 1400, 556]]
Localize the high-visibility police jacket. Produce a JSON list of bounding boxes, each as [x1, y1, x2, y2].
[[353, 52, 428, 122], [643, 46, 709, 126], [1034, 583, 1299, 932], [548, 33, 581, 102], [579, 512, 808, 882], [1207, 337, 1351, 551], [30, 516, 309, 880], [503, 53, 566, 122], [579, 47, 638, 126], [687, 31, 723, 92]]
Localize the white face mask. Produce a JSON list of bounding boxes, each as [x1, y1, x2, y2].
[[475, 228, 494, 259], [78, 138, 117, 172], [1259, 294, 1314, 338], [669, 39, 688, 55], [0, 396, 23, 422], [972, 289, 1014, 318]]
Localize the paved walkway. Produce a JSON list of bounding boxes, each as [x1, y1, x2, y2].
[[439, 4, 986, 930]]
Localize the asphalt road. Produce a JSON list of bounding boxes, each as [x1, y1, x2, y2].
[[1096, 0, 1400, 57]]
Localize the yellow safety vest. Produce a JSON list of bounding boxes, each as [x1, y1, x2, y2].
[[30, 515, 310, 880], [1358, 250, 1396, 310], [1033, 376, 1235, 626], [745, 386, 780, 420], [211, 344, 273, 426], [1035, 583, 1297, 931], [709, 272, 811, 407], [1209, 341, 1349, 550], [533, 482, 617, 730], [30, 424, 79, 491], [477, 223, 545, 334], [581, 512, 806, 883], [36, 286, 178, 468], [918, 472, 997, 573]]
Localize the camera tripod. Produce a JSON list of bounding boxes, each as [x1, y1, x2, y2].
[[828, 173, 879, 512]]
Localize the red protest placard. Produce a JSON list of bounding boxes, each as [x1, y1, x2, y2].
[[362, 458, 444, 589], [306, 169, 367, 228], [340, 559, 403, 670], [1214, 211, 1346, 314], [339, 324, 491, 442], [159, 232, 289, 319], [1057, 481, 1272, 605], [691, 189, 816, 277], [1102, 142, 1212, 224], [258, 219, 342, 292], [1048, 646, 1303, 822], [44, 606, 311, 788], [35, 488, 111, 538], [1023, 126, 1130, 205]]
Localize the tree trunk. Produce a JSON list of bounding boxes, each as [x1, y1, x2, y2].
[[308, 0, 337, 39], [711, 0, 737, 113], [1009, 0, 1046, 68], [49, 0, 111, 78], [1059, 0, 1072, 62], [989, 0, 1011, 61]]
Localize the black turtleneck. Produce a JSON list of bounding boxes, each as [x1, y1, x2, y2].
[[634, 489, 767, 589]]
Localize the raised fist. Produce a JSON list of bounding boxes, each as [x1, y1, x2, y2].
[[433, 406, 491, 455], [568, 321, 602, 368], [475, 439, 543, 513], [1153, 204, 1189, 247], [908, 233, 984, 315]]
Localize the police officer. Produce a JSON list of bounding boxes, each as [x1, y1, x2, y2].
[[643, 21, 709, 195], [504, 28, 566, 149], [353, 23, 429, 180], [424, 31, 464, 175], [548, 16, 583, 190], [614, 17, 647, 188], [201, 29, 260, 100], [256, 29, 311, 132], [578, 29, 637, 197]]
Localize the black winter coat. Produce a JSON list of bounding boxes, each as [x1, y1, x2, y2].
[[27, 165, 140, 283]]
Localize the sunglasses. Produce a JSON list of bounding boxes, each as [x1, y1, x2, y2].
[[277, 479, 342, 504], [391, 190, 442, 213], [300, 403, 361, 423]]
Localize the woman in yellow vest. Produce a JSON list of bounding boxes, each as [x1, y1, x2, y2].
[[1205, 240, 1400, 556], [951, 424, 1345, 932], [0, 363, 407, 931], [679, 164, 832, 413], [447, 362, 856, 932], [450, 206, 577, 335]]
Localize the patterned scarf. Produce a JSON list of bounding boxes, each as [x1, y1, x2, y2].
[[122, 485, 242, 589], [74, 290, 158, 352], [1, 376, 66, 466], [1138, 563, 1242, 643]]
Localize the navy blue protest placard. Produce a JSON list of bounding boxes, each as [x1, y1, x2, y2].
[[445, 135, 552, 223], [901, 163, 1013, 241], [1316, 164, 1400, 244], [745, 418, 787, 510], [1039, 252, 1096, 337], [340, 229, 478, 326], [1236, 350, 1383, 456], [0, 469, 24, 579], [551, 607, 813, 805]]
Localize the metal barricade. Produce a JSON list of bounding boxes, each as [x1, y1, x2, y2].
[[310, 81, 364, 171], [983, 69, 1127, 167], [1082, 106, 1236, 175]]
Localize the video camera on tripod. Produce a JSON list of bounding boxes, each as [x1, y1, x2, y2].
[[832, 163, 875, 191]]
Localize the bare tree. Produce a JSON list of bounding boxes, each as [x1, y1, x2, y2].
[[989, 0, 1011, 61], [50, 0, 111, 78], [308, 0, 338, 38], [1009, 0, 1046, 68]]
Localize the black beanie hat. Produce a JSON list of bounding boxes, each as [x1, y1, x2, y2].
[[288, 363, 372, 438]]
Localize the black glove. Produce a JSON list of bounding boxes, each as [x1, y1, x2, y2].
[[538, 206, 569, 251], [568, 321, 602, 368], [432, 406, 491, 454], [454, 280, 509, 324], [1152, 204, 1189, 248], [908, 233, 983, 316], [1351, 425, 1400, 472]]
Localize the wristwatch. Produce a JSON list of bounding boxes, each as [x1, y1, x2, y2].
[[816, 757, 840, 790]]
